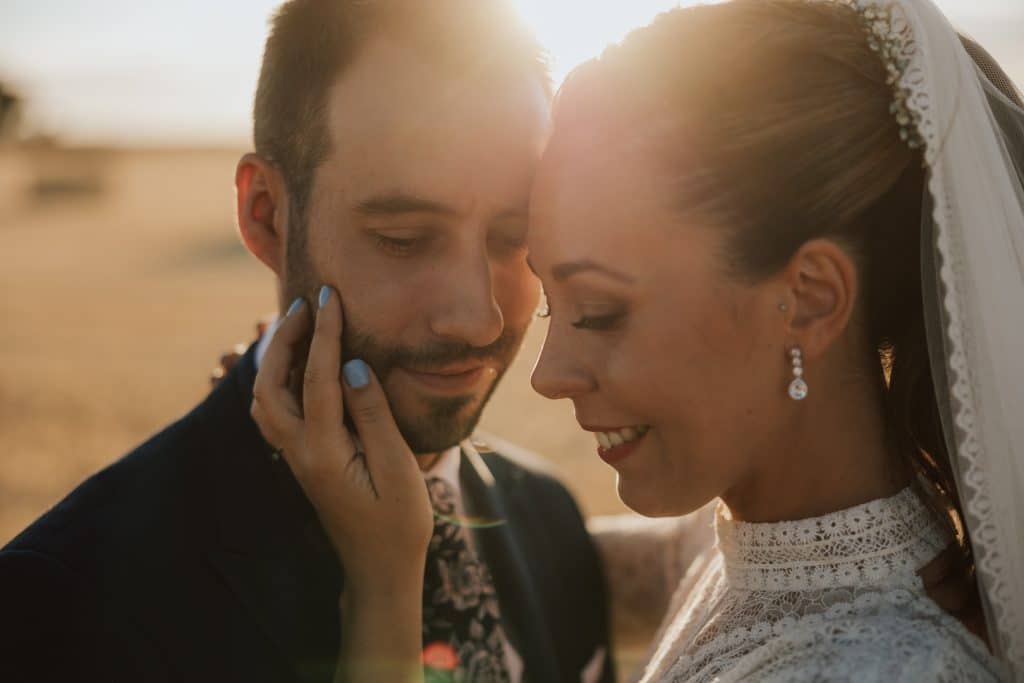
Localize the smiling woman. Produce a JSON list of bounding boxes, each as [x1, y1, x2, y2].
[[524, 0, 1024, 679]]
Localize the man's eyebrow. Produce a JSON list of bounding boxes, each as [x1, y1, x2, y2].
[[547, 259, 636, 284], [353, 194, 457, 216]]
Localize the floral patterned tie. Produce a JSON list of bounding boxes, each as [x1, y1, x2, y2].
[[422, 476, 511, 683]]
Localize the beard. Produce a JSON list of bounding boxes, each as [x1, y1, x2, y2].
[[341, 326, 519, 454], [283, 224, 524, 454]]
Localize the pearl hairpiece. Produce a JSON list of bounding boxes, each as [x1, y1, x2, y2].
[[834, 0, 925, 150]]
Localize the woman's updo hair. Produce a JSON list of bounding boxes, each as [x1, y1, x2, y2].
[[551, 0, 973, 576]]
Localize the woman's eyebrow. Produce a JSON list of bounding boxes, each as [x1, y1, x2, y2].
[[525, 257, 635, 283], [549, 259, 636, 284]]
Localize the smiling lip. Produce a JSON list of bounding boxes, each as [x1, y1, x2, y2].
[[400, 364, 488, 395], [581, 424, 650, 466]]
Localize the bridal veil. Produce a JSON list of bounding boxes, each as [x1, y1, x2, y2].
[[859, 0, 1024, 677]]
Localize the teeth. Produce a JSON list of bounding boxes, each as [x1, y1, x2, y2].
[[594, 425, 649, 450]]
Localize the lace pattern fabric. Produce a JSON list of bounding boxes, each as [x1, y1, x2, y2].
[[638, 487, 1005, 682], [717, 487, 948, 592]]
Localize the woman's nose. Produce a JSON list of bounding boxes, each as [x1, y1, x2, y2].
[[531, 328, 595, 400]]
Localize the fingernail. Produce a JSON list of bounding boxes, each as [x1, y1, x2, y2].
[[286, 297, 304, 317], [318, 285, 331, 309], [343, 359, 370, 389]]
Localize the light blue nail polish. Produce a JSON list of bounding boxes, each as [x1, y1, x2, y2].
[[343, 359, 370, 389], [286, 297, 303, 317], [318, 285, 331, 309]]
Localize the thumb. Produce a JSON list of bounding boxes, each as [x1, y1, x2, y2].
[[342, 359, 417, 479]]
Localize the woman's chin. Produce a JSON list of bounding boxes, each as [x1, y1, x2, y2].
[[616, 478, 684, 517], [617, 476, 713, 518]]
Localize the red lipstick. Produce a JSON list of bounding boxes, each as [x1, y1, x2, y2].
[[596, 431, 648, 465]]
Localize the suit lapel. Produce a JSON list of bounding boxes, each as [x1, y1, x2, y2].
[[201, 346, 343, 683], [460, 442, 561, 683]]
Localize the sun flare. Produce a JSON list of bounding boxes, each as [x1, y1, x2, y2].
[[511, 1, 695, 84]]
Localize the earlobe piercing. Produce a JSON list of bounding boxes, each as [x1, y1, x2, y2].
[[789, 347, 808, 401]]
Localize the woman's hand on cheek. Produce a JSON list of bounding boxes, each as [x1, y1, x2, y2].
[[249, 286, 433, 592]]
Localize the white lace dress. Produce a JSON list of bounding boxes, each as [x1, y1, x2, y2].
[[637, 487, 1005, 682]]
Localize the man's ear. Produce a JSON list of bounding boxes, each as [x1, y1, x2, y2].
[[236, 153, 290, 276], [778, 238, 859, 362]]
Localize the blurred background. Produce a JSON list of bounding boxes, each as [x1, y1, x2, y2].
[[1, 0, 1022, 547]]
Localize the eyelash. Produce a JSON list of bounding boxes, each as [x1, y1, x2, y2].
[[536, 298, 625, 331], [375, 235, 422, 255], [571, 313, 625, 331], [376, 232, 523, 257]]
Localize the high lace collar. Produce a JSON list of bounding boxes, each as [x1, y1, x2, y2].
[[716, 486, 951, 593]]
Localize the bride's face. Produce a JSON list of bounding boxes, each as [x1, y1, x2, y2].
[[528, 134, 792, 517]]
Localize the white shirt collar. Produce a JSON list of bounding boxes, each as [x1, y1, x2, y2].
[[426, 445, 462, 486]]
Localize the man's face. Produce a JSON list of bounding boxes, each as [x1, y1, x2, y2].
[[285, 37, 549, 454]]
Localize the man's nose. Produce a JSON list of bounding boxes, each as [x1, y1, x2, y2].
[[429, 255, 504, 348], [531, 327, 595, 400]]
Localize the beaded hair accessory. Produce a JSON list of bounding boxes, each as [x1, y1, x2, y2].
[[834, 0, 925, 150]]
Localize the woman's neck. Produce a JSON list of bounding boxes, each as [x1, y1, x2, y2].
[[723, 362, 911, 524]]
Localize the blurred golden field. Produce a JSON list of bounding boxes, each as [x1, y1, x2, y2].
[[0, 144, 628, 546]]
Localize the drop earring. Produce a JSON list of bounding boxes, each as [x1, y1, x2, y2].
[[788, 347, 808, 401]]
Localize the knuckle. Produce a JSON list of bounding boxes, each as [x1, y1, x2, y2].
[[251, 378, 272, 403], [250, 399, 276, 436], [314, 311, 339, 337], [303, 366, 322, 386], [351, 400, 385, 425]]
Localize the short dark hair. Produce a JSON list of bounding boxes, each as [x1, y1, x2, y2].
[[254, 0, 550, 222]]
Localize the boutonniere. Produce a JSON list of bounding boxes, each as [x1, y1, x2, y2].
[[423, 641, 458, 683]]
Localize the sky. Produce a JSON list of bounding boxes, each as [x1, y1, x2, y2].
[[1, 0, 1022, 145]]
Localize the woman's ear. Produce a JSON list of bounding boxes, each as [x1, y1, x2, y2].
[[780, 238, 859, 361], [236, 153, 290, 276]]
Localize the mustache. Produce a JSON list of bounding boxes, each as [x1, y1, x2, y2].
[[343, 328, 522, 372]]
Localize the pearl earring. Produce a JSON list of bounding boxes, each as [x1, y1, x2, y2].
[[789, 347, 808, 401]]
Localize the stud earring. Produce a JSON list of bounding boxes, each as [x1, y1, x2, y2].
[[788, 347, 808, 401]]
